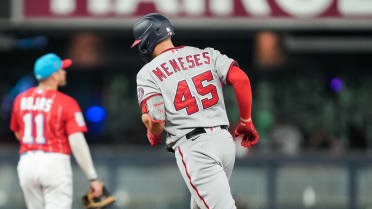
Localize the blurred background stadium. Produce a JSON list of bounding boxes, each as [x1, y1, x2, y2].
[[1, 0, 372, 208]]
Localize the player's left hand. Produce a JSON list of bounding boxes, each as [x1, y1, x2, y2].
[[234, 118, 259, 147], [89, 180, 103, 198], [82, 182, 116, 209]]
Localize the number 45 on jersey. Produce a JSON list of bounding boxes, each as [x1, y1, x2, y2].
[[174, 71, 219, 115]]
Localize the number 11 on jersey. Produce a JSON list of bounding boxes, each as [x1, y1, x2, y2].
[[22, 113, 46, 144]]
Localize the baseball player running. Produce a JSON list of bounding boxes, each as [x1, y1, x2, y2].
[[132, 13, 259, 209], [10, 53, 103, 209]]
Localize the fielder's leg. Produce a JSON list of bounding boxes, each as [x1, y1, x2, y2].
[[18, 182, 44, 209], [17, 156, 44, 209], [41, 153, 73, 209]]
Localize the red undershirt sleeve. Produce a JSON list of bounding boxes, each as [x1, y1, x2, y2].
[[226, 65, 252, 119]]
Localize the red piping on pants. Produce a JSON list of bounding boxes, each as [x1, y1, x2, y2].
[[178, 147, 210, 209]]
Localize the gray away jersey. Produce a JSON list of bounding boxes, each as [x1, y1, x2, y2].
[[136, 46, 236, 146]]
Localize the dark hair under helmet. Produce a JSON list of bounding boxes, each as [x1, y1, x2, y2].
[[131, 13, 175, 63]]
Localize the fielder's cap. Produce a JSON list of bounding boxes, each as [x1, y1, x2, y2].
[[34, 53, 72, 81]]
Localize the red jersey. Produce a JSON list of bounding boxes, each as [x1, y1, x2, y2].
[[10, 87, 87, 155]]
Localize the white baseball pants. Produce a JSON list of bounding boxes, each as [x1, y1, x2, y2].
[[17, 151, 73, 209]]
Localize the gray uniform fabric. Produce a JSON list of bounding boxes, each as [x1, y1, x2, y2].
[[175, 129, 236, 209], [137, 46, 235, 148], [144, 95, 166, 121], [136, 46, 237, 209]]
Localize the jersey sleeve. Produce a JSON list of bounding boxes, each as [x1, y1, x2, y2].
[[10, 95, 21, 132], [136, 70, 162, 105], [64, 98, 87, 136], [207, 47, 237, 85]]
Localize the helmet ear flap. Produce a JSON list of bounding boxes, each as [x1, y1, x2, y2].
[[138, 39, 153, 63], [138, 36, 149, 53]]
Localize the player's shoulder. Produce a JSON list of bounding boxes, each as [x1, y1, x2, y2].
[[182, 45, 211, 53], [136, 64, 148, 79], [192, 46, 222, 57], [203, 46, 220, 54], [14, 87, 35, 101], [136, 60, 158, 80], [20, 87, 36, 96], [183, 45, 199, 50]]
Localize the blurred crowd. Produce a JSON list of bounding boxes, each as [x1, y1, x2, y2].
[[1, 31, 372, 155], [229, 31, 372, 156]]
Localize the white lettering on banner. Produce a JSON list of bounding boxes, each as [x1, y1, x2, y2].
[[116, 0, 137, 15], [210, 0, 233, 16], [276, 0, 333, 17], [184, 0, 205, 16], [339, 0, 372, 15], [109, 0, 179, 15], [154, 0, 179, 15], [84, 0, 206, 15], [48, 0, 372, 18], [88, 0, 112, 15], [51, 0, 75, 15], [241, 0, 271, 16]]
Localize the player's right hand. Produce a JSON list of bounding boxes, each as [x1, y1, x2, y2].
[[147, 130, 162, 146], [234, 118, 259, 147], [142, 113, 164, 135], [89, 180, 103, 198]]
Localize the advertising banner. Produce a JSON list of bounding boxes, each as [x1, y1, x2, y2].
[[21, 0, 372, 28]]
